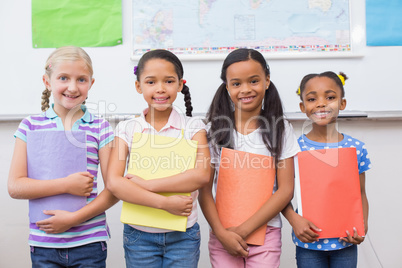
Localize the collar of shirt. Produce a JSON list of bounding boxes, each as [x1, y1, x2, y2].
[[139, 107, 185, 133], [44, 104, 94, 123]]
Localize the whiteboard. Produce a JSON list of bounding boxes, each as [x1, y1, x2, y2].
[[0, 0, 401, 117]]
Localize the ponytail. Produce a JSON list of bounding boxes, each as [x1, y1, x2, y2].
[[260, 81, 285, 165], [41, 88, 51, 112], [181, 83, 193, 117], [205, 83, 235, 155]]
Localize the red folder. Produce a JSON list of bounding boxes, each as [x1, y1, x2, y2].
[[215, 148, 275, 245], [296, 147, 365, 239]]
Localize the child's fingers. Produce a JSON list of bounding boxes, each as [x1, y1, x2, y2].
[[42, 210, 56, 216], [353, 227, 359, 237], [299, 230, 319, 243], [340, 228, 365, 244], [80, 171, 94, 178], [352, 227, 365, 244], [125, 173, 134, 179], [237, 239, 249, 257], [309, 222, 322, 233]]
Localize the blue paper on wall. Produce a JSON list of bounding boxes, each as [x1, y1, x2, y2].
[[27, 131, 87, 223], [366, 0, 402, 46]]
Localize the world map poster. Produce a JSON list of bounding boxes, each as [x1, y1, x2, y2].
[[132, 0, 351, 58]]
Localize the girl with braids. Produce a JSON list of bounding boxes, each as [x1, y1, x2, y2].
[[199, 48, 300, 267], [282, 71, 371, 268], [8, 46, 118, 267], [107, 49, 210, 268]]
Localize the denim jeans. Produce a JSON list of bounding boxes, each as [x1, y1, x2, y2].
[[296, 244, 357, 268], [30, 241, 107, 268], [123, 223, 200, 268]]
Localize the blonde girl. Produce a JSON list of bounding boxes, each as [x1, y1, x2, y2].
[[8, 46, 118, 267]]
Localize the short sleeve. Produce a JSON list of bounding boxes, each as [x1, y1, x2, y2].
[[184, 115, 206, 140], [14, 117, 32, 142], [114, 117, 146, 148], [115, 120, 133, 146], [357, 144, 371, 174], [99, 119, 114, 149], [280, 121, 301, 160]]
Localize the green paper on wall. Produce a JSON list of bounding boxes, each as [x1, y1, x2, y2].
[[32, 0, 122, 48]]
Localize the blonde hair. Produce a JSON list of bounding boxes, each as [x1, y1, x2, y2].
[[41, 46, 93, 111]]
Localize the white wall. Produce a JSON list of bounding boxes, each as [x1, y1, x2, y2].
[[1, 0, 402, 116], [1, 118, 401, 267]]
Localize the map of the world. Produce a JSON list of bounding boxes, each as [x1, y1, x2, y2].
[[132, 0, 350, 57]]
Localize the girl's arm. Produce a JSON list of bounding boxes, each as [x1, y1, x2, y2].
[[281, 202, 321, 243], [127, 129, 211, 193], [361, 172, 369, 234], [340, 172, 368, 244], [106, 137, 193, 216], [231, 157, 295, 240], [8, 138, 94, 200], [36, 143, 119, 234], [198, 165, 249, 257]]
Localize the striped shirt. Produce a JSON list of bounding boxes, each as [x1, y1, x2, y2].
[[14, 105, 114, 248]]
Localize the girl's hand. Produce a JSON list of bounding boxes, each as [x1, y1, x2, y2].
[[340, 227, 365, 245], [162, 195, 193, 216], [65, 172, 94, 196], [125, 174, 149, 190], [291, 214, 321, 243], [36, 210, 77, 234], [215, 229, 249, 257]]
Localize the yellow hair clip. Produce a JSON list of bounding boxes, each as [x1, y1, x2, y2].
[[296, 87, 301, 96], [338, 74, 345, 85]]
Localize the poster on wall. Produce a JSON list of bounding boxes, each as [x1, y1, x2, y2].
[[32, 0, 122, 48], [132, 0, 361, 60], [366, 0, 402, 46]]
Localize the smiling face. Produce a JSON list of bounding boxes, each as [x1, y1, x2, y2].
[[135, 58, 183, 114], [225, 59, 269, 115], [43, 59, 94, 115], [300, 76, 346, 126]]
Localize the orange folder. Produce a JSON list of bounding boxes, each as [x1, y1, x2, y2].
[[295, 147, 365, 239], [215, 148, 275, 245]]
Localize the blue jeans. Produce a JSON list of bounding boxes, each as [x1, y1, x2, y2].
[[123, 223, 200, 268], [296, 244, 357, 268], [30, 241, 107, 268]]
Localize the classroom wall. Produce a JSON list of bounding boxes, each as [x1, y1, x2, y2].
[[1, 118, 401, 267], [1, 0, 402, 267], [1, 0, 402, 116]]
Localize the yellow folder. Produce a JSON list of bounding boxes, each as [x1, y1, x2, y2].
[[120, 132, 198, 232]]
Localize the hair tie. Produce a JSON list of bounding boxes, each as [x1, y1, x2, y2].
[[48, 63, 52, 69], [133, 66, 138, 75], [183, 79, 187, 85], [338, 74, 345, 85], [296, 87, 301, 96]]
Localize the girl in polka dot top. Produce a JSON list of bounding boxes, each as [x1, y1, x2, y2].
[[282, 71, 371, 268]]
